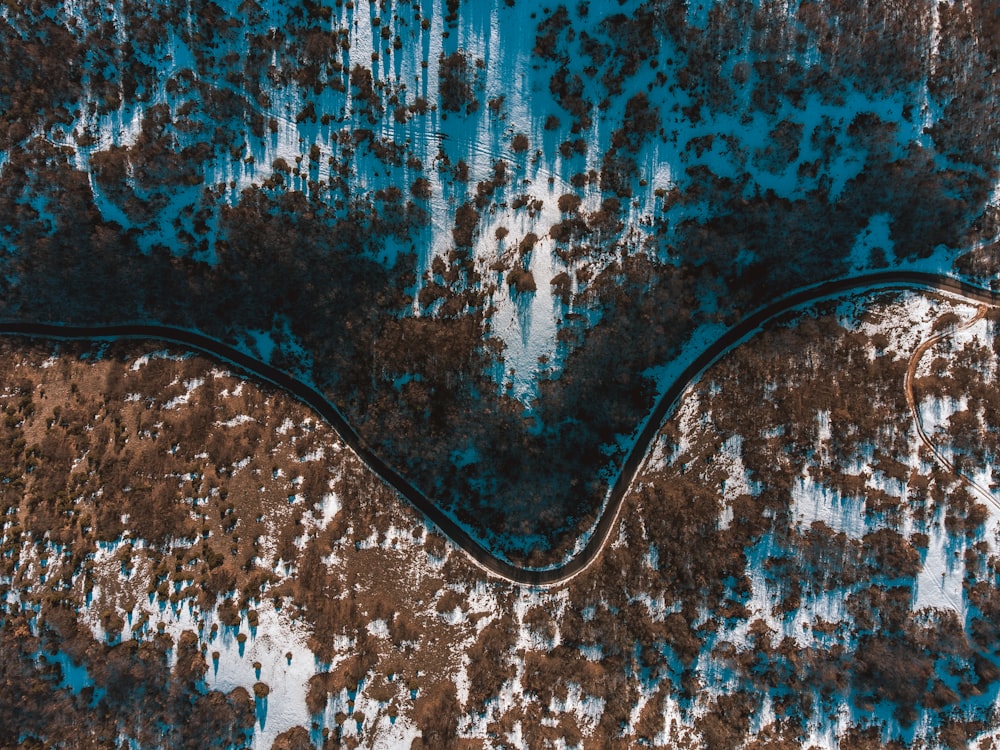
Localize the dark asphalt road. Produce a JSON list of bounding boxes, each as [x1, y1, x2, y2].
[[2, 271, 997, 585]]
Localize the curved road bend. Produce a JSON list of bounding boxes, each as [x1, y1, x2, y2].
[[904, 305, 1000, 513], [1, 271, 998, 585]]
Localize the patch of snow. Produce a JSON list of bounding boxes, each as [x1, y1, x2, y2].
[[913, 509, 968, 617], [791, 474, 867, 540], [216, 414, 255, 427], [163, 377, 204, 409]]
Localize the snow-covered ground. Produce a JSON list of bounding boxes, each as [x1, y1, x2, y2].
[[12, 0, 992, 407], [3, 286, 1000, 747]]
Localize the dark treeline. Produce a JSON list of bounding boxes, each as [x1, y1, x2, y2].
[[0, 0, 996, 562]]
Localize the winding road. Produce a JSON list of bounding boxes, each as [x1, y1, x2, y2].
[[905, 304, 1000, 513], [2, 269, 999, 586]]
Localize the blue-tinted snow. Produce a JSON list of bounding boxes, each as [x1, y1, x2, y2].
[[0, 0, 985, 408]]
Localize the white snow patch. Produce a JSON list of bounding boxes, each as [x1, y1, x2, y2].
[[791, 474, 867, 539], [163, 377, 204, 409], [216, 414, 255, 427]]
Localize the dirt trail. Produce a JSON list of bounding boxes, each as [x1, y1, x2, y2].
[[904, 304, 1000, 513]]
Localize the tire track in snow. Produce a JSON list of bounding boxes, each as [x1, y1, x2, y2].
[[905, 304, 999, 513]]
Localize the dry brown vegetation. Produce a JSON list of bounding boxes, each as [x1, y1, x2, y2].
[[0, 4, 997, 745], [2, 290, 1000, 747], [0, 0, 996, 571]]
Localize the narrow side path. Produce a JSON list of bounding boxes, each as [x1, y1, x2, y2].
[[905, 304, 1000, 513]]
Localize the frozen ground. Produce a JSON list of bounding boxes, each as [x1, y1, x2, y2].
[[4, 286, 1000, 747], [7, 0, 994, 405]]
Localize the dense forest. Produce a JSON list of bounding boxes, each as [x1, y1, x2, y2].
[[3, 290, 1000, 747], [0, 0, 997, 562]]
